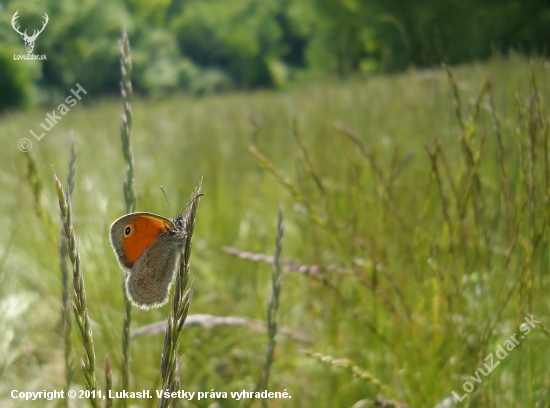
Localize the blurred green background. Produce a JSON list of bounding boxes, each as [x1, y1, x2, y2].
[[1, 0, 550, 110], [1, 1, 550, 408]]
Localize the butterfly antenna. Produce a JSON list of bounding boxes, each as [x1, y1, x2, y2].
[[182, 192, 205, 212], [160, 186, 175, 217]]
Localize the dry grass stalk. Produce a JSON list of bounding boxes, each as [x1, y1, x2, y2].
[[302, 350, 401, 402], [223, 246, 349, 276], [249, 144, 326, 227], [131, 314, 310, 343], [334, 122, 410, 232], [224, 246, 390, 345]]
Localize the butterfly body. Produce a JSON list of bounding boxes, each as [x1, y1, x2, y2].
[[110, 212, 186, 309]]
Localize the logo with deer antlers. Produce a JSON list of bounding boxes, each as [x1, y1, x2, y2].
[[11, 11, 49, 54]]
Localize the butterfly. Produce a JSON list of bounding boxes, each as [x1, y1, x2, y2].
[[109, 191, 202, 309]]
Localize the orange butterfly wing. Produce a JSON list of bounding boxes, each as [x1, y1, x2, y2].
[[109, 213, 174, 268], [123, 215, 173, 265]]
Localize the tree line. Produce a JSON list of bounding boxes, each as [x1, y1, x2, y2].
[[1, 0, 548, 110]]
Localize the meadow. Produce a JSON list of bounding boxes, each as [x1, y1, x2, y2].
[[0, 52, 549, 407]]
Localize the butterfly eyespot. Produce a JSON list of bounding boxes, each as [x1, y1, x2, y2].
[[124, 226, 132, 236]]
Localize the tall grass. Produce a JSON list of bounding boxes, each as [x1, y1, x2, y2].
[[259, 207, 284, 408], [55, 169, 102, 408], [159, 186, 200, 408], [118, 30, 136, 408], [59, 141, 77, 408], [1, 53, 549, 407]]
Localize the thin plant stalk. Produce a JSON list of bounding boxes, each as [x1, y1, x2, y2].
[[334, 123, 410, 232], [302, 350, 410, 407], [487, 80, 514, 234], [291, 117, 326, 197], [160, 183, 202, 408], [249, 144, 326, 228], [119, 29, 136, 403], [259, 207, 284, 408], [54, 171, 102, 408], [60, 142, 77, 407], [25, 150, 57, 243]]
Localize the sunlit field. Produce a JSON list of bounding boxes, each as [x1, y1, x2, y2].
[[1, 53, 549, 407]]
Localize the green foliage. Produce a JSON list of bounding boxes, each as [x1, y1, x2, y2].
[[296, 0, 381, 75], [170, 0, 283, 87], [131, 27, 194, 94], [39, 0, 128, 95], [377, 0, 550, 69], [125, 0, 172, 26], [1, 0, 550, 110], [0, 46, 32, 110]]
